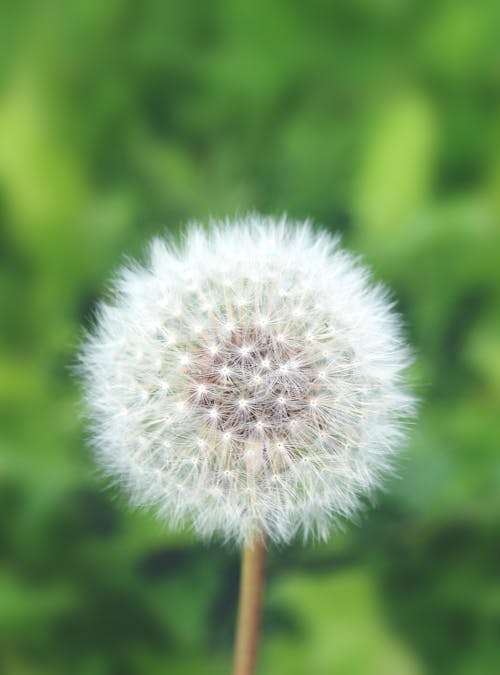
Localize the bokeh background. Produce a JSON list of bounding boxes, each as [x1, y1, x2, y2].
[[1, 1, 500, 674]]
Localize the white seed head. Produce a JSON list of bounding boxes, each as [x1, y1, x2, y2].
[[79, 215, 415, 545]]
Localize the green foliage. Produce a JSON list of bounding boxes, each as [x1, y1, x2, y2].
[[1, 1, 499, 673]]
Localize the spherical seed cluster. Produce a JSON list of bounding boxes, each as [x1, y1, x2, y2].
[[80, 215, 414, 545]]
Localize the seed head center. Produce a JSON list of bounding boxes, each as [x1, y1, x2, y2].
[[187, 328, 317, 441]]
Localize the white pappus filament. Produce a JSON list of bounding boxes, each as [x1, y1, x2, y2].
[[79, 215, 415, 545]]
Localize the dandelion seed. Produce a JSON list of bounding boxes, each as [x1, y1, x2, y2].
[[78, 214, 415, 546]]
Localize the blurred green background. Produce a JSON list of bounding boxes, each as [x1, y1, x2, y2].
[[1, 1, 500, 674]]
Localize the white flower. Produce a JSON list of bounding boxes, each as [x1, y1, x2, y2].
[[79, 215, 415, 545]]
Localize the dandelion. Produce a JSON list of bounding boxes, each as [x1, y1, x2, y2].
[[79, 214, 415, 675]]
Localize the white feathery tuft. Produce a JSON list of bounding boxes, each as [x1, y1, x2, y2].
[[79, 215, 415, 545]]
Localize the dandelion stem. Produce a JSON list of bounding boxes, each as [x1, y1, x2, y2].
[[232, 536, 266, 675]]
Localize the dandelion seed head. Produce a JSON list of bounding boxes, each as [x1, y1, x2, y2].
[[79, 214, 415, 545]]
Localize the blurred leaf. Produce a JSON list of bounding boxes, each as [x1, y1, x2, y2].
[[262, 568, 423, 675], [354, 92, 436, 235]]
